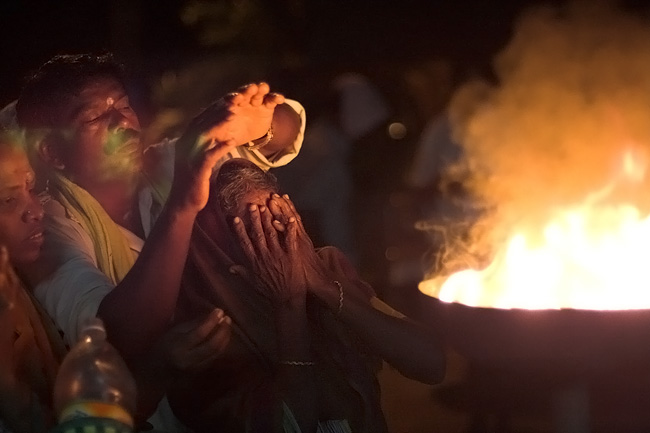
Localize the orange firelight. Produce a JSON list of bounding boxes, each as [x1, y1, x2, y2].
[[420, 148, 650, 310]]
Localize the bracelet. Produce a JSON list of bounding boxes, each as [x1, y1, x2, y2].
[[279, 360, 315, 366], [333, 280, 343, 314], [244, 125, 274, 150]]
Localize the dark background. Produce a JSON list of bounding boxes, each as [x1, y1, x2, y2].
[[0, 0, 573, 105]]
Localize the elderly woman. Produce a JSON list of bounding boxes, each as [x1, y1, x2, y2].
[[171, 158, 445, 433], [0, 131, 66, 433]]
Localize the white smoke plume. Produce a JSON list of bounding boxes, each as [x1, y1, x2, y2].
[[429, 0, 650, 278]]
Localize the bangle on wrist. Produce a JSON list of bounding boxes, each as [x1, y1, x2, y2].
[[245, 125, 274, 150], [333, 280, 343, 314], [279, 360, 315, 366]]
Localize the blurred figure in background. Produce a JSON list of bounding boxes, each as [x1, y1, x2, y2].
[[274, 72, 392, 282]]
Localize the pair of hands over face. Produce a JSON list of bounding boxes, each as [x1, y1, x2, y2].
[[161, 195, 329, 374], [232, 194, 331, 306]]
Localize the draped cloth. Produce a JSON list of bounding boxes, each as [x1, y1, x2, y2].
[[169, 221, 388, 433], [283, 403, 352, 433], [48, 173, 136, 285], [1, 264, 67, 432]]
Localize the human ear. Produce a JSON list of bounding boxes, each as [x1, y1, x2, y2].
[[37, 135, 65, 170]]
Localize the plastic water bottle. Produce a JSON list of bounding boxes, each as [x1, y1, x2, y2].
[[52, 317, 137, 431]]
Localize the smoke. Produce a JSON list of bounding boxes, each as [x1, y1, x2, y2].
[[431, 0, 650, 278]]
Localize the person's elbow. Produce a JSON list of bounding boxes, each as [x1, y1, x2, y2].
[[384, 342, 446, 384], [266, 103, 302, 151], [397, 347, 446, 385]]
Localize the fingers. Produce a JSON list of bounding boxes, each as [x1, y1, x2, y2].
[[267, 196, 286, 232], [263, 92, 285, 108], [247, 204, 268, 253], [277, 194, 299, 220], [182, 102, 235, 159], [201, 138, 237, 169], [266, 195, 309, 254], [246, 83, 267, 107], [237, 81, 284, 107], [227, 84, 257, 108], [276, 194, 301, 227], [172, 309, 226, 347], [230, 82, 275, 108], [254, 82, 270, 95], [223, 92, 244, 106], [285, 216, 298, 253], [277, 194, 315, 249], [282, 194, 299, 216], [267, 194, 306, 240], [232, 216, 257, 264], [282, 194, 311, 238], [259, 204, 282, 254], [170, 312, 233, 373], [185, 316, 232, 371], [272, 219, 285, 233], [193, 309, 228, 344], [191, 100, 234, 133]]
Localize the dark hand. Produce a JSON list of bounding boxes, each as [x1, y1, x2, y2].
[[267, 195, 331, 290], [232, 202, 309, 306], [171, 99, 238, 214], [159, 309, 232, 374]]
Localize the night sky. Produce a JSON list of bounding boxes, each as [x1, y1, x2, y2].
[[0, 0, 601, 106]]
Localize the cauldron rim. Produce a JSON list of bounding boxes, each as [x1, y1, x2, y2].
[[428, 297, 650, 370]]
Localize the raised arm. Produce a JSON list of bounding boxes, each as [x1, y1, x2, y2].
[[233, 203, 318, 433], [98, 86, 284, 361], [265, 195, 445, 385]]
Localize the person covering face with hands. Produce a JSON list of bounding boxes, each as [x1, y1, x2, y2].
[[171, 158, 445, 433]]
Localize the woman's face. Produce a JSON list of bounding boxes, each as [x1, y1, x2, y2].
[[0, 146, 44, 266]]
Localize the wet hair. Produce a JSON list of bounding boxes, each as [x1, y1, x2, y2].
[[212, 158, 280, 216], [16, 53, 127, 129]]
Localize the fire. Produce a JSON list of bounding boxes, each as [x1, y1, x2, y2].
[[419, 149, 650, 310]]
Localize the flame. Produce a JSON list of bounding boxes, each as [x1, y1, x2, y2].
[[420, 148, 650, 310]]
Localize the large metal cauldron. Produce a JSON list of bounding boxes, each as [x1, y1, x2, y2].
[[425, 297, 650, 431], [427, 297, 650, 371]]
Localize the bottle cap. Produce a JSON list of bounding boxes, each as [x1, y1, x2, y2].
[[79, 317, 107, 341]]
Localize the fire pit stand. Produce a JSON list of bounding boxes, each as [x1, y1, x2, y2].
[[425, 297, 650, 432]]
